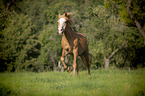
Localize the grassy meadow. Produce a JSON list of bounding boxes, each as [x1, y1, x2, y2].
[[0, 69, 145, 96]]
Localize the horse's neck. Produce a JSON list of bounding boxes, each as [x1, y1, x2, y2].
[[63, 23, 75, 40]]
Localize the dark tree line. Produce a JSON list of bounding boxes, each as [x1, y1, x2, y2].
[[0, 0, 145, 72]]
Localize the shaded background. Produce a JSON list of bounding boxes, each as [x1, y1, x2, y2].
[[0, 0, 145, 72]]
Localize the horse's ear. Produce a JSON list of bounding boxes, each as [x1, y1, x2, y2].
[[59, 13, 61, 18], [67, 13, 72, 18]]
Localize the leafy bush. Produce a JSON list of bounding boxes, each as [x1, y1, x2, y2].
[[0, 13, 40, 72], [0, 0, 144, 72]]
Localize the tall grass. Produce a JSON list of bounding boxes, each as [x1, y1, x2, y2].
[[0, 69, 145, 96]]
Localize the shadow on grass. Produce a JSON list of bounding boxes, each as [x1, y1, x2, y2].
[[0, 83, 18, 96]]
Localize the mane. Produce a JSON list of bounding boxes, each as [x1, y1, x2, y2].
[[59, 13, 73, 27]]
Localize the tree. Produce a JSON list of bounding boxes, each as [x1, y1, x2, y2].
[[81, 5, 134, 69], [18, 0, 49, 31], [0, 13, 40, 71], [104, 41, 128, 69], [0, 0, 144, 72], [126, 0, 145, 39], [37, 24, 63, 72], [0, 0, 22, 30], [0, 0, 22, 71], [104, 0, 145, 68]]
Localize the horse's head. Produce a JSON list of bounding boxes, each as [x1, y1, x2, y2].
[[57, 14, 67, 35], [57, 13, 73, 35]]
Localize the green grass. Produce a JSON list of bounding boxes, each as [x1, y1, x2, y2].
[[0, 69, 145, 96]]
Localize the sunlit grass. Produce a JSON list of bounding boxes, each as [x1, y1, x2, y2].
[[0, 69, 145, 96]]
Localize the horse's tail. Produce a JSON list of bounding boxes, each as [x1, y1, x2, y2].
[[89, 53, 95, 64]]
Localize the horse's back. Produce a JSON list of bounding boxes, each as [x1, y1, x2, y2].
[[77, 33, 86, 38], [77, 33, 88, 55]]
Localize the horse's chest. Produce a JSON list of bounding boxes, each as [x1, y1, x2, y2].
[[61, 40, 73, 52]]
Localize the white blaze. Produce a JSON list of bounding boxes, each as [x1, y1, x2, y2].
[[58, 18, 66, 35]]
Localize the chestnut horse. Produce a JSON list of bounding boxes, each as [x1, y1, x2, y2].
[[57, 13, 90, 76]]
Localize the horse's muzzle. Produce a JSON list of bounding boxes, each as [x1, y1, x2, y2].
[[57, 30, 63, 35]]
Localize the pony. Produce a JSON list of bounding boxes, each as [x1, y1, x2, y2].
[[57, 13, 91, 76]]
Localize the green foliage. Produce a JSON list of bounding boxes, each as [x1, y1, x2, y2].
[[0, 0, 20, 30], [45, 0, 77, 23], [129, 0, 145, 26], [79, 4, 133, 68], [120, 3, 134, 25], [105, 0, 145, 26], [18, 0, 48, 31], [36, 24, 62, 71], [103, 0, 145, 68], [104, 0, 124, 16], [0, 0, 144, 72], [0, 13, 40, 71], [0, 69, 145, 96]]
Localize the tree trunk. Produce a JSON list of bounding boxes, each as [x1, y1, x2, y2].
[[104, 57, 109, 69], [126, 0, 145, 39], [104, 41, 128, 69]]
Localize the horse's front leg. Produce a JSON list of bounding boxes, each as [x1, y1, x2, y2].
[[60, 49, 70, 72], [73, 47, 78, 76]]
